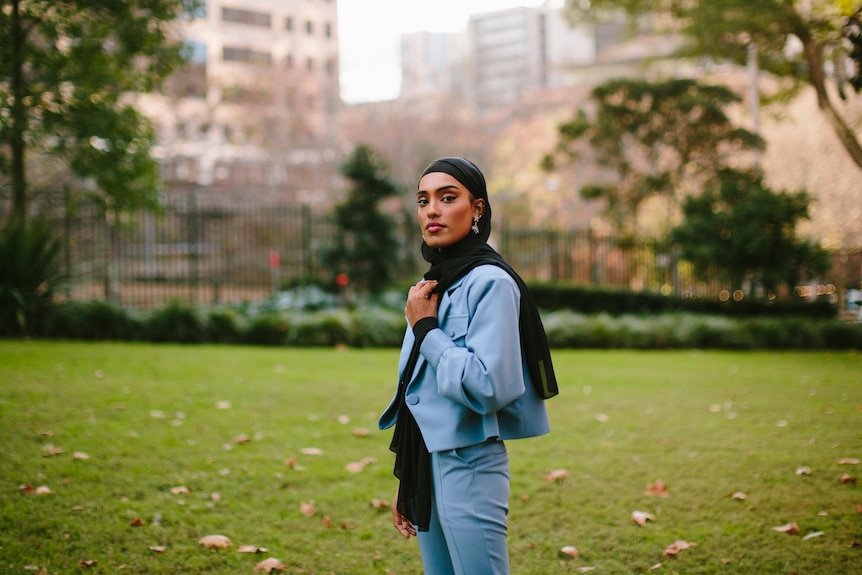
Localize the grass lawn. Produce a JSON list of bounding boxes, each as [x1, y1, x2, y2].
[[0, 340, 860, 574]]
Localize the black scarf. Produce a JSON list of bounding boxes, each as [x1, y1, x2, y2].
[[390, 157, 558, 532]]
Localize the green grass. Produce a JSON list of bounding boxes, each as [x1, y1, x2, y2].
[[0, 341, 860, 574]]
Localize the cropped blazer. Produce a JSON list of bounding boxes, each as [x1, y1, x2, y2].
[[379, 264, 551, 453]]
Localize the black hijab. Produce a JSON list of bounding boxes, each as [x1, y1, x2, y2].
[[421, 157, 558, 400], [390, 157, 558, 532]]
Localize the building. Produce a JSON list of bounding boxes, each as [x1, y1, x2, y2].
[[138, 0, 342, 207]]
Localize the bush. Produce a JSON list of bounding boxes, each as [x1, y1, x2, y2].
[[206, 308, 245, 344], [145, 300, 205, 343], [244, 314, 289, 346], [0, 219, 63, 336], [42, 300, 141, 340]]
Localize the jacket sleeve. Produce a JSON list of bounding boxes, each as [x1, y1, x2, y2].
[[419, 268, 525, 415]]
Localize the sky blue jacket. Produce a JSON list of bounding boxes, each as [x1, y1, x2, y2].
[[379, 264, 551, 453]]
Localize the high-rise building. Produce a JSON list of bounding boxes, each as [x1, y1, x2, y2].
[[138, 0, 341, 206]]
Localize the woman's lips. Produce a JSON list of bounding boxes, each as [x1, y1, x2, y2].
[[426, 223, 444, 233]]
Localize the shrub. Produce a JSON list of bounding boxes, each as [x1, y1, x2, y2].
[[244, 314, 289, 346], [206, 308, 244, 344], [42, 300, 141, 340], [349, 308, 406, 347], [0, 219, 63, 336], [145, 300, 205, 343], [287, 311, 351, 346]]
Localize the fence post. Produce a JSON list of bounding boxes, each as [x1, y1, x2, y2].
[[302, 204, 312, 280], [188, 189, 198, 304], [63, 186, 72, 300]]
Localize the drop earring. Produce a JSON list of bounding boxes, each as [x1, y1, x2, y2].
[[471, 214, 480, 235]]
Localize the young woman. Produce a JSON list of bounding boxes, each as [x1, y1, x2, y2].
[[379, 157, 557, 575]]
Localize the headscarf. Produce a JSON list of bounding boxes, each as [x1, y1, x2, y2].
[[390, 157, 558, 532]]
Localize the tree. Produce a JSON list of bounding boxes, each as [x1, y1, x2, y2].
[[0, 0, 199, 223], [564, 0, 862, 171], [671, 169, 831, 298], [322, 144, 402, 295], [542, 78, 762, 239]]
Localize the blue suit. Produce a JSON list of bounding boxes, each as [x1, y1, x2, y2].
[[380, 264, 551, 575]]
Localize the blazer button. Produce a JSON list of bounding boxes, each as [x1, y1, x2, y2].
[[406, 394, 419, 405]]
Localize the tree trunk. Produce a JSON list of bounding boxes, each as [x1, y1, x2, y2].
[[799, 26, 862, 171], [9, 0, 28, 223]]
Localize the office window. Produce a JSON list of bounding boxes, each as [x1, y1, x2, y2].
[[223, 46, 272, 65], [222, 7, 271, 28], [306, 57, 314, 71], [305, 20, 314, 34], [285, 16, 293, 31], [325, 23, 332, 38]]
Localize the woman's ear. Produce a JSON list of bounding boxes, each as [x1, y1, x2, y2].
[[474, 199, 486, 218]]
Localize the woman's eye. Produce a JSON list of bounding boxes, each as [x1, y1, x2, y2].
[[417, 198, 428, 206], [441, 195, 456, 203]]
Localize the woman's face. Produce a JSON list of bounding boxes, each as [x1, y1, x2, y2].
[[417, 171, 484, 250]]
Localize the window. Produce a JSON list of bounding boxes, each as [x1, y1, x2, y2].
[[306, 57, 314, 71], [183, 0, 206, 19], [285, 54, 294, 68], [185, 40, 207, 64], [305, 20, 314, 34], [325, 23, 332, 38], [222, 7, 271, 28], [285, 16, 293, 31], [223, 46, 272, 65]]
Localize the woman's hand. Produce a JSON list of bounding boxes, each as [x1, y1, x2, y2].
[[391, 488, 417, 538], [404, 280, 439, 327]]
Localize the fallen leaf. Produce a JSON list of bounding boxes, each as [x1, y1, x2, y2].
[[216, 401, 231, 410], [560, 545, 579, 558], [578, 568, 596, 573], [149, 546, 166, 553], [300, 447, 323, 456], [595, 413, 609, 422], [38, 430, 54, 436], [35, 486, 53, 495], [337, 415, 350, 424], [838, 458, 860, 465], [284, 457, 298, 469], [795, 466, 812, 475], [352, 428, 370, 437], [730, 492, 747, 500], [772, 522, 800, 535], [649, 563, 662, 570], [40, 445, 64, 457], [129, 518, 145, 527], [849, 540, 861, 548], [646, 480, 669, 497], [300, 501, 316, 517], [663, 540, 696, 558], [199, 534, 232, 549], [234, 434, 251, 444], [802, 531, 824, 540], [72, 452, 90, 460], [79, 560, 97, 568], [345, 457, 377, 473], [170, 486, 190, 495], [255, 558, 286, 572], [370, 499, 389, 510], [840, 474, 856, 484], [19, 484, 34, 494], [238, 545, 269, 553], [632, 511, 655, 527], [541, 469, 568, 483], [856, 504, 862, 513]]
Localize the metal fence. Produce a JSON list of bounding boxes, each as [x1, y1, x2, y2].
[[6, 191, 862, 311]]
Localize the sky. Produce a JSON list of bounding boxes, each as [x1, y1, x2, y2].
[[337, 0, 552, 103]]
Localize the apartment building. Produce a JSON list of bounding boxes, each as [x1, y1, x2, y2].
[[139, 0, 341, 206]]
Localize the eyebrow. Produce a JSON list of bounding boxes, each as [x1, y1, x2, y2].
[[417, 185, 461, 195]]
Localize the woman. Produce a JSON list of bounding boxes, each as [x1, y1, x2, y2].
[[379, 157, 558, 575]]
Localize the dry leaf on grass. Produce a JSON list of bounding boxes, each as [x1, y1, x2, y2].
[[149, 546, 167, 553], [345, 457, 377, 473], [840, 474, 856, 484], [795, 466, 812, 475], [729, 491, 747, 500], [838, 458, 859, 465], [300, 501, 316, 517], [170, 486, 190, 495], [255, 558, 286, 572], [352, 428, 370, 437], [129, 518, 145, 527], [238, 545, 269, 553], [632, 511, 655, 527], [199, 534, 232, 549], [802, 531, 824, 540], [662, 540, 696, 558], [72, 451, 90, 460], [300, 447, 323, 456], [772, 522, 800, 535], [40, 445, 64, 457], [541, 469, 568, 483], [78, 560, 97, 568], [646, 480, 669, 497], [234, 434, 251, 444], [560, 545, 579, 558], [370, 498, 390, 510]]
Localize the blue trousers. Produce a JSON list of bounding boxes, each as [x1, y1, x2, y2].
[[417, 439, 510, 575]]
